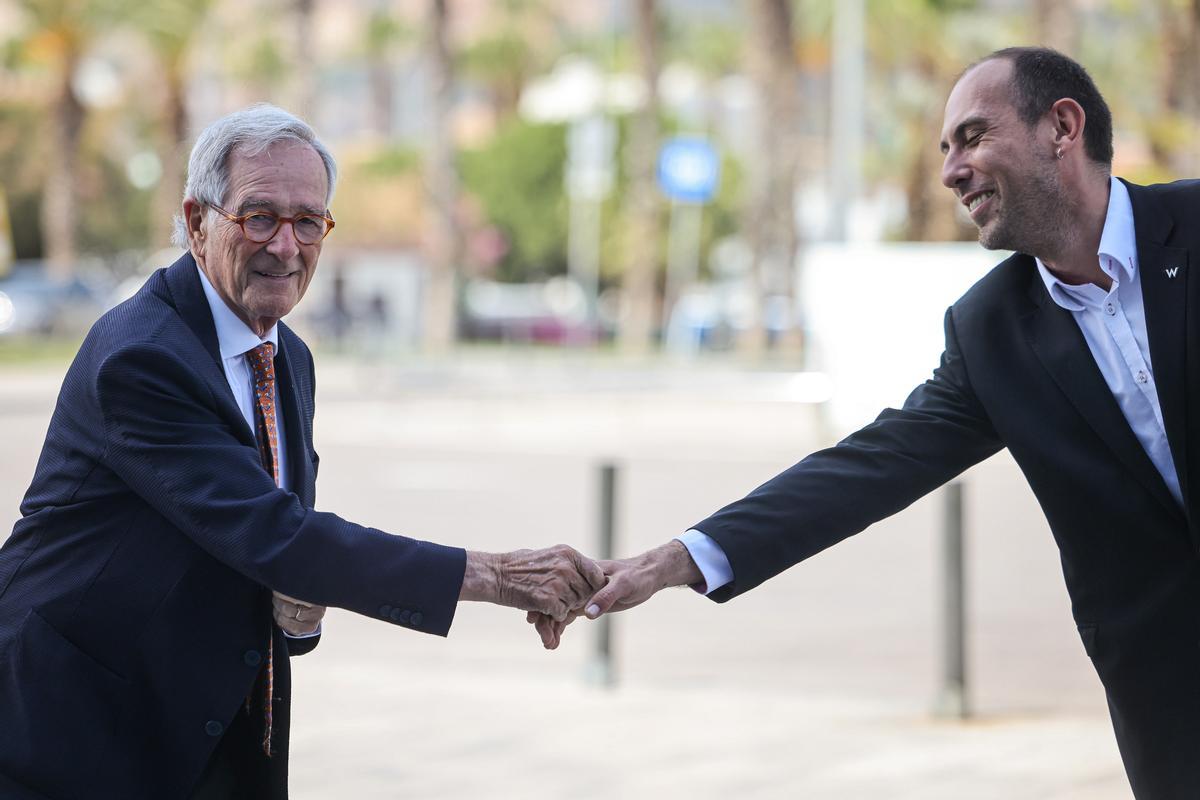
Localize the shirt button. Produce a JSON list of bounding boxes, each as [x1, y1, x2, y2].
[[1136, 370, 1148, 384], [1104, 302, 1116, 315]]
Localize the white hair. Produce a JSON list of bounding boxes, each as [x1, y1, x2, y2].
[[170, 103, 338, 248]]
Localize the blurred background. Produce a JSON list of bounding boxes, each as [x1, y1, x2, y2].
[[2, 0, 1194, 796]]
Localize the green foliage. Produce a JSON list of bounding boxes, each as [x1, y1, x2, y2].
[[459, 31, 532, 79], [365, 8, 412, 55], [460, 119, 568, 281], [459, 113, 745, 286], [358, 145, 422, 178]]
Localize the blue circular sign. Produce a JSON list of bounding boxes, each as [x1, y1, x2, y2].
[[657, 137, 720, 203]]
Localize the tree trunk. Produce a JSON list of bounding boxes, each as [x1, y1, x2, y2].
[[618, 0, 662, 355], [42, 59, 84, 280], [423, 0, 461, 351], [292, 0, 317, 117], [154, 63, 189, 249], [740, 0, 802, 356], [1154, 0, 1200, 175], [1031, 0, 1079, 56]]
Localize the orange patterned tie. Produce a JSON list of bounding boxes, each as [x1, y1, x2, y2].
[[247, 342, 278, 756]]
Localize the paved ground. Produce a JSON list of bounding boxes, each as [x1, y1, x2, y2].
[[0, 354, 1130, 798]]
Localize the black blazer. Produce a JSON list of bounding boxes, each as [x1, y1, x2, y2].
[[695, 180, 1200, 799], [0, 254, 467, 799]]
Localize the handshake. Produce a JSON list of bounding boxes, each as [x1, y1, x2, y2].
[[459, 541, 703, 649]]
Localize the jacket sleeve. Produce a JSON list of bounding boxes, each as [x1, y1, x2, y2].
[[697, 307, 1002, 602], [95, 341, 465, 636]]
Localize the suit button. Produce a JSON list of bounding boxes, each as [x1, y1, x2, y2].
[[205, 720, 224, 737], [399, 609, 411, 624], [410, 612, 423, 627], [244, 650, 262, 667], [379, 604, 392, 618], [389, 608, 403, 622]]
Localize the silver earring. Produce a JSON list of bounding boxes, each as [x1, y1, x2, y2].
[[1055, 148, 1064, 160]]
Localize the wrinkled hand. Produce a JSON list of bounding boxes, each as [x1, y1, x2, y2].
[[460, 544, 606, 622], [272, 592, 326, 637], [527, 541, 703, 649]]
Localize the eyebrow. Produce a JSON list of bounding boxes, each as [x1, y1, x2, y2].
[[940, 115, 989, 153], [236, 198, 326, 216]]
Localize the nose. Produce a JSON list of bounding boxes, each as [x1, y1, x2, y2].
[[941, 147, 970, 192], [265, 220, 301, 260]]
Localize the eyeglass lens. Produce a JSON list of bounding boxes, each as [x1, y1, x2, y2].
[[243, 213, 328, 244]]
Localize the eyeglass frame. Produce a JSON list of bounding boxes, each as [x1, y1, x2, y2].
[[207, 203, 336, 244]]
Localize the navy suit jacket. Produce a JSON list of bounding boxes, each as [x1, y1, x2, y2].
[[694, 180, 1200, 799], [0, 254, 467, 799]]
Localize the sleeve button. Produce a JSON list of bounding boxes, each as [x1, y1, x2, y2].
[[205, 720, 224, 737], [379, 604, 392, 618], [410, 612, 423, 627]]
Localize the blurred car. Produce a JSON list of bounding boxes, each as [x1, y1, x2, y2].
[[0, 262, 111, 337], [461, 276, 605, 344], [107, 247, 185, 308]]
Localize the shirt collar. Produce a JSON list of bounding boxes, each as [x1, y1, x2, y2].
[[1036, 176, 1137, 311], [195, 262, 279, 361]]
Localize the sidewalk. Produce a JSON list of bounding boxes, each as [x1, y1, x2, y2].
[[0, 356, 1131, 798]]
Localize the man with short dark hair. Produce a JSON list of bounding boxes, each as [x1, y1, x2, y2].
[[0, 104, 604, 800], [549, 47, 1200, 798]]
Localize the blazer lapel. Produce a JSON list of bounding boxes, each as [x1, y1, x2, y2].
[[160, 253, 258, 447], [274, 335, 315, 508], [1022, 270, 1181, 516], [1125, 181, 1190, 518]]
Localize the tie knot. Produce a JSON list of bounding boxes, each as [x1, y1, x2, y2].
[[247, 342, 275, 378]]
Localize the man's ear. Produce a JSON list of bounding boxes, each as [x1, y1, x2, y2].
[[1048, 97, 1086, 157], [183, 199, 206, 258]]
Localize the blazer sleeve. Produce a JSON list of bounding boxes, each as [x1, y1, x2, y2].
[[94, 341, 466, 636], [697, 307, 1003, 602]]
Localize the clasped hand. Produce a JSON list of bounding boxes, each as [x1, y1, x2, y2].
[[465, 540, 700, 649]]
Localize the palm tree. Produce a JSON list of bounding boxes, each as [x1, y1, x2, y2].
[[1032, 0, 1079, 56], [740, 0, 803, 355], [129, 0, 213, 248], [364, 1, 414, 140], [423, 0, 462, 350], [17, 0, 94, 279], [617, 0, 664, 355]]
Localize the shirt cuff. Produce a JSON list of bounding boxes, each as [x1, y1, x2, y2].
[[675, 529, 733, 595], [283, 623, 321, 639]]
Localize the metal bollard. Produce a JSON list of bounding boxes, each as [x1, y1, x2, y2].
[[585, 462, 617, 688], [934, 481, 969, 719]]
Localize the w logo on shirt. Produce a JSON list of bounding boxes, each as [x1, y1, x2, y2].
[[1164, 266, 1181, 279]]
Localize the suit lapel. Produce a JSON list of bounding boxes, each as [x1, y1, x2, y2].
[[1125, 181, 1190, 518], [160, 253, 256, 446], [1022, 267, 1182, 516], [274, 333, 315, 508]]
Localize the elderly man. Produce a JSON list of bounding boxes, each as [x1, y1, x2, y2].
[[547, 47, 1200, 799], [0, 105, 603, 800]]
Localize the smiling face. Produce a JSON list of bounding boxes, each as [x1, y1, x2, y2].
[[939, 58, 1068, 256], [187, 139, 328, 336]]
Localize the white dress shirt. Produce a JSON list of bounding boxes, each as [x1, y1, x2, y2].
[[196, 264, 289, 490], [197, 264, 318, 637], [681, 176, 1182, 595]]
